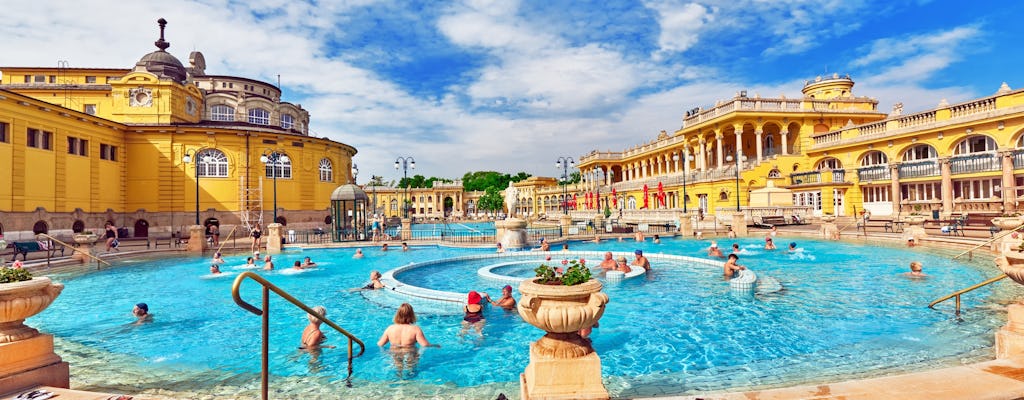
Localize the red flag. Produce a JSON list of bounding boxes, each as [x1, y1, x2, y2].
[[642, 184, 649, 209], [611, 188, 618, 208], [657, 182, 666, 207]]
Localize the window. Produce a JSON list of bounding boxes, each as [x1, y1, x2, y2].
[[954, 136, 996, 154], [792, 190, 822, 210], [902, 145, 937, 161], [319, 158, 333, 182], [764, 135, 776, 156], [67, 137, 88, 156], [0, 122, 7, 143], [48, 75, 56, 83], [860, 151, 888, 166], [863, 186, 891, 202], [248, 108, 270, 125], [815, 158, 842, 170], [953, 178, 1001, 200], [221, 82, 227, 88], [197, 149, 229, 177], [100, 144, 118, 161], [281, 114, 294, 129], [900, 182, 941, 202], [83, 104, 97, 115], [210, 105, 234, 121], [265, 155, 292, 179], [33, 75, 45, 83], [85, 76, 96, 83], [23, 75, 30, 83], [27, 129, 52, 150]]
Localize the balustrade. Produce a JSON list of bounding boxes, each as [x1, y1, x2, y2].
[[950, 98, 996, 118], [1013, 149, 1024, 169], [857, 165, 890, 181], [897, 160, 940, 178], [949, 152, 1000, 174], [858, 121, 886, 136], [790, 171, 821, 185], [896, 111, 936, 129], [831, 169, 846, 183]]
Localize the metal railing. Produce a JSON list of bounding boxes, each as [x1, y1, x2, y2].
[[1014, 149, 1024, 169], [231, 271, 365, 400], [928, 274, 1008, 316], [950, 152, 1000, 174], [952, 221, 1024, 260], [857, 165, 890, 181], [897, 160, 940, 178], [790, 171, 821, 185]]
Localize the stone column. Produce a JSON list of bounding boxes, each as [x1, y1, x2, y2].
[[560, 214, 573, 237], [731, 212, 748, 236], [890, 163, 902, 215], [755, 130, 763, 165], [939, 157, 953, 219], [780, 130, 789, 155], [401, 218, 412, 240], [266, 223, 283, 254], [715, 134, 724, 170], [1001, 149, 1016, 212], [185, 224, 206, 253], [997, 302, 1024, 358], [679, 212, 693, 236], [698, 140, 707, 172], [734, 131, 743, 170]]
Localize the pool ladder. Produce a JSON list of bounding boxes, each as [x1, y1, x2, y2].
[[231, 271, 365, 400], [928, 274, 1008, 316]]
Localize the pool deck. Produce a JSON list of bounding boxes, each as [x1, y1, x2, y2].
[[646, 356, 1024, 400], [0, 386, 156, 400]]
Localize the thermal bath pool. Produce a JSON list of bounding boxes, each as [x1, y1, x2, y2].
[[27, 237, 1024, 398]]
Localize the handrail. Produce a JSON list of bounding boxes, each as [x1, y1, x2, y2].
[[952, 221, 1024, 260], [231, 271, 365, 400], [38, 233, 111, 267], [928, 274, 1008, 316], [216, 226, 238, 254]]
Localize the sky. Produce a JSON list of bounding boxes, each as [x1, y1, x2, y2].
[[2, 0, 1021, 183]]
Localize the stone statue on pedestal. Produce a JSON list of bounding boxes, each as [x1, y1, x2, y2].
[[504, 182, 518, 219]]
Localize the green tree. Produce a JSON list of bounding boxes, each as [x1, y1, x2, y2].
[[477, 187, 504, 212]]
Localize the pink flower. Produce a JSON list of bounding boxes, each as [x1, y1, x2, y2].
[[1013, 232, 1020, 239], [579, 258, 586, 265], [546, 256, 552, 261], [561, 259, 569, 265]]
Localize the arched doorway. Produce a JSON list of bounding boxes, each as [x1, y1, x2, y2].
[[443, 196, 454, 217], [274, 216, 287, 226], [72, 220, 85, 233], [134, 219, 149, 237], [32, 220, 48, 234]]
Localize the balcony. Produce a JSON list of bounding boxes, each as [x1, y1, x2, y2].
[[898, 160, 940, 179], [1014, 149, 1024, 169], [857, 165, 890, 181], [831, 169, 846, 183], [949, 152, 1000, 175], [683, 96, 878, 128], [790, 171, 821, 186]]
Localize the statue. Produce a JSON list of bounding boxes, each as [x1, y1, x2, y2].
[[892, 102, 904, 116], [504, 182, 518, 219]]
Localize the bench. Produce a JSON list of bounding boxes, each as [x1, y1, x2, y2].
[[856, 217, 900, 233], [754, 215, 787, 228], [151, 236, 182, 249], [12, 241, 65, 261]]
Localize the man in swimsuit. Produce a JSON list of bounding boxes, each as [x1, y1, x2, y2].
[[263, 255, 274, 271], [599, 252, 617, 271], [631, 249, 650, 270], [708, 242, 724, 258], [104, 222, 118, 252], [724, 254, 746, 280], [132, 303, 152, 324], [485, 285, 517, 310]]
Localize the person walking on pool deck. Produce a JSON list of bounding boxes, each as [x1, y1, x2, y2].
[[104, 222, 119, 252], [250, 226, 262, 252], [378, 303, 439, 378]]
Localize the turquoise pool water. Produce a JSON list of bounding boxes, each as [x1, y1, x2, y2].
[[28, 237, 1024, 398]]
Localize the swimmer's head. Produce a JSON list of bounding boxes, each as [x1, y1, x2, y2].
[[308, 305, 326, 324], [634, 249, 643, 255], [134, 303, 149, 315], [727, 254, 739, 261], [910, 261, 923, 272], [616, 256, 628, 264], [710, 241, 718, 248], [468, 291, 482, 305], [789, 242, 797, 248]]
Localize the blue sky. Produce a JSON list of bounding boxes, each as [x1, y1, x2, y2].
[[2, 0, 1021, 182]]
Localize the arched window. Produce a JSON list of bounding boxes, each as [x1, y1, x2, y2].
[[318, 158, 333, 182], [627, 196, 637, 210], [954, 135, 997, 155], [767, 168, 782, 178], [281, 114, 294, 129], [210, 105, 234, 121], [198, 148, 229, 177], [719, 191, 729, 201], [1017, 135, 1024, 148], [902, 144, 937, 161], [860, 151, 888, 166], [265, 153, 292, 179], [816, 158, 842, 170], [72, 220, 85, 233], [248, 108, 270, 125], [32, 220, 48, 234], [390, 199, 398, 211]]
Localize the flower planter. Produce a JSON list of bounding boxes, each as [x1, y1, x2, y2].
[[820, 215, 836, 223], [73, 234, 99, 245], [903, 215, 927, 226], [0, 277, 64, 343], [993, 217, 1024, 231]]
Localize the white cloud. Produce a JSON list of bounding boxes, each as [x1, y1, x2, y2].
[[644, 1, 716, 54], [851, 25, 980, 84]]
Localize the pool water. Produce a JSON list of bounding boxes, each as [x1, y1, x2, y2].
[[28, 237, 1024, 398]]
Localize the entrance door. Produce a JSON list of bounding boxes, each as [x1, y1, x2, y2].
[[698, 194, 709, 215], [134, 219, 149, 237], [833, 189, 845, 216]]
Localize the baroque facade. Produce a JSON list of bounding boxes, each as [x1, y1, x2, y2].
[[577, 74, 1024, 219], [0, 19, 356, 238]]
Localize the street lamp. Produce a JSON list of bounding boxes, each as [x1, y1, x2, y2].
[[351, 163, 359, 184], [555, 157, 575, 215], [182, 149, 213, 226], [394, 156, 415, 218], [260, 150, 290, 223], [725, 153, 747, 212], [370, 175, 382, 217], [677, 152, 695, 212]]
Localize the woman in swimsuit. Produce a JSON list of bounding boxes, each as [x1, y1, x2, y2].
[[104, 222, 118, 252], [461, 291, 486, 335], [378, 303, 438, 377], [250, 226, 262, 252]]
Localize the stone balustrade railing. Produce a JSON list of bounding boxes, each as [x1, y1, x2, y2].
[[857, 165, 891, 181], [682, 97, 875, 127], [949, 152, 1000, 174]]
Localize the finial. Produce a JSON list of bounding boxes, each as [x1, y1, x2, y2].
[[155, 18, 170, 51]]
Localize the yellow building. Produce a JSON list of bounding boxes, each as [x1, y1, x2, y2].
[[368, 181, 482, 220], [0, 19, 355, 238], [579, 74, 1024, 220]]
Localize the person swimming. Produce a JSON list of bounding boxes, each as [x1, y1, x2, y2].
[[354, 248, 364, 258], [377, 303, 438, 378], [906, 261, 927, 278], [209, 264, 222, 274], [788, 242, 797, 252], [302, 257, 317, 267], [132, 302, 152, 324], [708, 242, 724, 258]]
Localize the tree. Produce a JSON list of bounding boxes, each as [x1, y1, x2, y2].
[[477, 187, 504, 212]]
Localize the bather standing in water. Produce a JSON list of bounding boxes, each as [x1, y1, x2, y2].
[[263, 255, 274, 271], [132, 303, 152, 324], [378, 303, 438, 378], [724, 254, 746, 280]]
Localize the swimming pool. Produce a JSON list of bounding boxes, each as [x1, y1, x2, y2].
[[27, 237, 1024, 398]]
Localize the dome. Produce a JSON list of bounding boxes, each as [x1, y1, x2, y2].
[[330, 184, 369, 201], [134, 18, 187, 83], [135, 50, 187, 83]]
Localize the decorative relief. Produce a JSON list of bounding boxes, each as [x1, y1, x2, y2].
[[185, 97, 197, 115], [129, 87, 153, 107]]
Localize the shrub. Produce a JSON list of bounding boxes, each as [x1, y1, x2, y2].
[[0, 268, 32, 284]]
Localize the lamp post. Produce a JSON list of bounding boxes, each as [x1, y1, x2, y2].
[[371, 175, 382, 217], [351, 163, 359, 184], [555, 157, 575, 215], [394, 156, 415, 218], [726, 153, 747, 212], [182, 149, 212, 226], [260, 150, 290, 223]]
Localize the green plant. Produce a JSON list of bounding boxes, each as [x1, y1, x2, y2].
[[1017, 241, 1024, 253], [534, 259, 591, 286], [0, 267, 32, 284], [604, 204, 611, 218]]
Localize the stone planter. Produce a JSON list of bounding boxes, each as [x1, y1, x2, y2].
[[820, 215, 836, 223], [903, 215, 927, 225], [0, 277, 64, 343], [518, 278, 609, 399], [993, 217, 1024, 231]]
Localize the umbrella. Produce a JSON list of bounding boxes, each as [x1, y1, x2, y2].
[[642, 184, 649, 209]]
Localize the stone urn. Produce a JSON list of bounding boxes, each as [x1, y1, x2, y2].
[[903, 215, 927, 226], [518, 278, 610, 399], [993, 217, 1024, 231], [820, 215, 837, 223], [72, 233, 99, 246], [0, 277, 64, 343]]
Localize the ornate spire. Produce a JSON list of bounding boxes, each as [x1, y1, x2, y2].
[[155, 18, 170, 51]]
